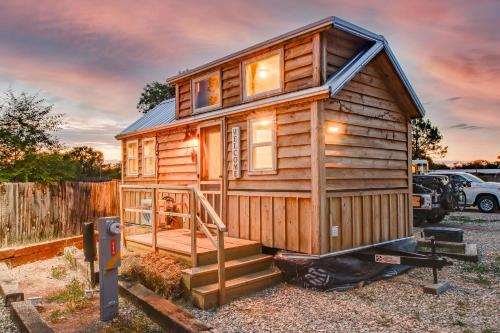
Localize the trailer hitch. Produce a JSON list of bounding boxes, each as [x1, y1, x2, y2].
[[352, 237, 453, 284]]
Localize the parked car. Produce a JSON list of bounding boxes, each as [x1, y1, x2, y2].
[[429, 172, 500, 213], [412, 174, 455, 225]]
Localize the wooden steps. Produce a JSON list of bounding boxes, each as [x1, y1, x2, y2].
[[182, 254, 273, 289], [189, 268, 282, 310], [126, 229, 282, 309]]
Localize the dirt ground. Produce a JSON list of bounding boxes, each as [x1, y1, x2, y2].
[[188, 210, 500, 333], [7, 249, 164, 333]]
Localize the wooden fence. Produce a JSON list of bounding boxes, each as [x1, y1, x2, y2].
[[0, 180, 120, 247]]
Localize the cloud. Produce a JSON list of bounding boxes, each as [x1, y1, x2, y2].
[[0, 0, 499, 161], [448, 123, 484, 130]]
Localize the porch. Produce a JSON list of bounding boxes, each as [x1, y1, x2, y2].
[[119, 184, 281, 309], [125, 228, 261, 266]]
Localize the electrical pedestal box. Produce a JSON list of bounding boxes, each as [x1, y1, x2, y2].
[[98, 216, 122, 322]]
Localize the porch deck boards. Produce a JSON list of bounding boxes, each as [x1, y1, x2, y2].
[[125, 229, 258, 255]]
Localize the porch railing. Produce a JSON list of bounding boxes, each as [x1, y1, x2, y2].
[[119, 184, 227, 305]]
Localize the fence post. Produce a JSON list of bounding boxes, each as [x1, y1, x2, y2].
[[190, 189, 198, 267]]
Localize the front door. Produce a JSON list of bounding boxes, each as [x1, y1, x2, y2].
[[198, 124, 223, 221]]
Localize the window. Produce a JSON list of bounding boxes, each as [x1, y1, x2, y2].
[[248, 115, 276, 173], [192, 71, 221, 112], [142, 138, 156, 176], [126, 140, 138, 176], [243, 50, 282, 100]]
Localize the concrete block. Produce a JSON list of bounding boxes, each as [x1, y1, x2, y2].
[[423, 281, 450, 295]]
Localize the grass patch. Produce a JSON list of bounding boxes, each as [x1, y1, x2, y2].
[[46, 278, 91, 322], [120, 252, 188, 300], [376, 316, 392, 327], [461, 261, 500, 276], [447, 216, 489, 223], [452, 319, 465, 327], [62, 246, 78, 270], [50, 265, 68, 280], [47, 308, 66, 323]]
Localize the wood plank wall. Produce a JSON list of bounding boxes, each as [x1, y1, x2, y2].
[[177, 82, 192, 118], [157, 128, 198, 185], [175, 32, 321, 119], [226, 193, 312, 253], [225, 101, 314, 251], [328, 190, 410, 252], [226, 102, 312, 191], [324, 28, 368, 79], [323, 60, 411, 192], [0, 181, 120, 247], [321, 54, 412, 253], [222, 64, 241, 108]]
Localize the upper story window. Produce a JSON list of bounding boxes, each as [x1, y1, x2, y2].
[[192, 71, 221, 112], [243, 50, 282, 100], [126, 140, 138, 176], [248, 115, 276, 173], [142, 138, 156, 176]]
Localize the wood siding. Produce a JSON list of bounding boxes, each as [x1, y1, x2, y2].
[[324, 28, 368, 80], [177, 81, 192, 118], [226, 102, 312, 191], [226, 192, 312, 253], [322, 58, 411, 192], [222, 64, 241, 108], [157, 128, 198, 185], [327, 190, 411, 252], [320, 53, 413, 254], [175, 32, 322, 119]]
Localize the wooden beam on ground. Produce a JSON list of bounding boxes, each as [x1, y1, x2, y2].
[[0, 235, 88, 267], [119, 280, 212, 333], [10, 300, 54, 333], [0, 263, 24, 306]]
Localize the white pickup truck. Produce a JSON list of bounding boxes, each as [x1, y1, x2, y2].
[[430, 171, 500, 213]]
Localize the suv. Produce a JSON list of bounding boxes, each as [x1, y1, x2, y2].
[[430, 171, 500, 213]]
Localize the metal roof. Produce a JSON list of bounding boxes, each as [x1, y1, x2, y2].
[[118, 17, 425, 138], [118, 98, 176, 136]]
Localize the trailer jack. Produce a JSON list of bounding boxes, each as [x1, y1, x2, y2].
[[352, 237, 453, 294]]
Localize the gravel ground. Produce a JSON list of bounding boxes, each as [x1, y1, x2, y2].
[[188, 210, 500, 333], [0, 305, 20, 333]]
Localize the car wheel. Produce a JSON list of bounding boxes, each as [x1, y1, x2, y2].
[[477, 195, 498, 213]]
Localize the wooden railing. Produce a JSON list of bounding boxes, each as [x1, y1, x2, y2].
[[120, 184, 227, 305]]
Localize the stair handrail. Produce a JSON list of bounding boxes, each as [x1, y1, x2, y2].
[[192, 187, 226, 306], [120, 184, 226, 306]]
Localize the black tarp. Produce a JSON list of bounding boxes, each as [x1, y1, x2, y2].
[[274, 238, 417, 291]]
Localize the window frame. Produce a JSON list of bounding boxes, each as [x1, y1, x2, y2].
[[191, 70, 222, 114], [142, 137, 156, 177], [126, 139, 139, 177], [247, 112, 277, 175], [242, 49, 284, 102]]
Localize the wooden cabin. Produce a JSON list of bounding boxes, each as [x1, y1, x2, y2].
[[116, 17, 425, 309]]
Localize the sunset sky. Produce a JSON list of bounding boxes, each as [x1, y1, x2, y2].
[[0, 0, 499, 163]]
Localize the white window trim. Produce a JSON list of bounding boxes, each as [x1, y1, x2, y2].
[[242, 49, 284, 102], [126, 139, 139, 177], [191, 70, 222, 114], [247, 112, 277, 175], [142, 137, 156, 177]]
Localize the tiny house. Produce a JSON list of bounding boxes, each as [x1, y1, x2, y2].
[[116, 17, 424, 308]]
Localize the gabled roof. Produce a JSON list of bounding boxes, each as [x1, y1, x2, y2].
[[330, 17, 425, 117], [118, 98, 176, 136], [117, 17, 425, 139]]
